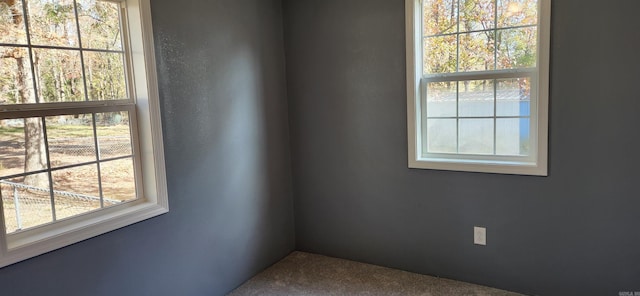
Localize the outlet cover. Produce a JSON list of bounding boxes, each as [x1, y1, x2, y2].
[[474, 226, 486, 246]]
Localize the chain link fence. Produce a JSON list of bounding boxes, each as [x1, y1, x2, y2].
[[1, 136, 131, 233], [1, 180, 122, 233], [48, 136, 132, 158]]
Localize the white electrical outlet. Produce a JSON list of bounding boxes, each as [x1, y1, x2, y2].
[[474, 226, 486, 246]]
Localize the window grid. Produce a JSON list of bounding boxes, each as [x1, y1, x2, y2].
[[422, 0, 537, 157], [75, 0, 90, 103], [0, 43, 125, 54], [493, 0, 498, 155], [0, 152, 134, 182], [0, 0, 128, 106], [0, 110, 136, 229], [455, 0, 460, 153], [19, 0, 41, 104], [423, 23, 536, 39], [41, 116, 55, 220], [424, 78, 532, 156], [423, 0, 538, 76], [0, 0, 140, 232], [90, 113, 105, 208]]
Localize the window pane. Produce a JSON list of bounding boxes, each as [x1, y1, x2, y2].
[[96, 111, 132, 159], [84, 51, 127, 101], [27, 0, 79, 47], [33, 48, 85, 103], [459, 80, 494, 117], [46, 114, 96, 168], [52, 164, 100, 220], [426, 82, 456, 117], [0, 0, 27, 44], [424, 35, 457, 74], [0, 47, 36, 105], [2, 173, 53, 233], [458, 80, 494, 117], [100, 158, 135, 204], [497, 27, 537, 69], [497, 78, 530, 116], [77, 0, 122, 50], [423, 0, 458, 36], [496, 118, 529, 155], [498, 0, 537, 28], [459, 118, 493, 154], [459, 0, 495, 32], [426, 119, 457, 154], [459, 32, 495, 72], [0, 117, 47, 178]]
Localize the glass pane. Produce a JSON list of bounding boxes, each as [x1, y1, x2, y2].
[[497, 27, 537, 69], [52, 164, 100, 220], [46, 114, 96, 168], [100, 158, 135, 204], [459, 80, 494, 117], [27, 0, 79, 47], [423, 0, 458, 36], [497, 118, 529, 155], [498, 0, 537, 28], [0, 0, 27, 44], [424, 35, 457, 74], [497, 78, 530, 116], [77, 0, 122, 50], [0, 47, 36, 105], [459, 32, 495, 72], [0, 117, 47, 178], [459, 118, 493, 154], [33, 48, 85, 103], [96, 111, 132, 159], [426, 119, 457, 154], [460, 0, 495, 32], [84, 51, 127, 101], [2, 173, 53, 233], [426, 82, 456, 117]]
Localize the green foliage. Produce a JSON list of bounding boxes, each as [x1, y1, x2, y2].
[[43, 2, 74, 25]]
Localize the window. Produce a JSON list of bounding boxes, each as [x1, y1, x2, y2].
[[0, 0, 167, 267], [406, 0, 550, 175]]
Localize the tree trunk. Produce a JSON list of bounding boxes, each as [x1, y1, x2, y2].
[[16, 57, 48, 188], [88, 59, 93, 99], [58, 65, 66, 102], [2, 0, 48, 187], [23, 118, 48, 188]]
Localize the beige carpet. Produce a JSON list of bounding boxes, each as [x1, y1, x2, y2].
[[228, 251, 523, 296]]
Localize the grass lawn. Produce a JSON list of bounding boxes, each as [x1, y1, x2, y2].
[[0, 123, 130, 139]]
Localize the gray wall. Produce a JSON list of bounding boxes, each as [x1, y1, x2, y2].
[[2, 0, 639, 295], [284, 0, 640, 295], [0, 0, 294, 295]]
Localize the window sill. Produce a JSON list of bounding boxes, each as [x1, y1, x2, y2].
[[409, 157, 547, 176]]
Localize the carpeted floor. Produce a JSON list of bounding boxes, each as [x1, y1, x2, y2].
[[228, 252, 523, 296]]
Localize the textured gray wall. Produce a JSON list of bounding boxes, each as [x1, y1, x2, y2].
[[0, 0, 294, 295], [284, 0, 640, 295]]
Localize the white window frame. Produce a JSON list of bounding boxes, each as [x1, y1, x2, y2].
[[406, 0, 550, 175], [0, 0, 168, 268]]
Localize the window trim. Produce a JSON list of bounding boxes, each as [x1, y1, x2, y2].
[[0, 0, 168, 268], [406, 0, 550, 176]]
